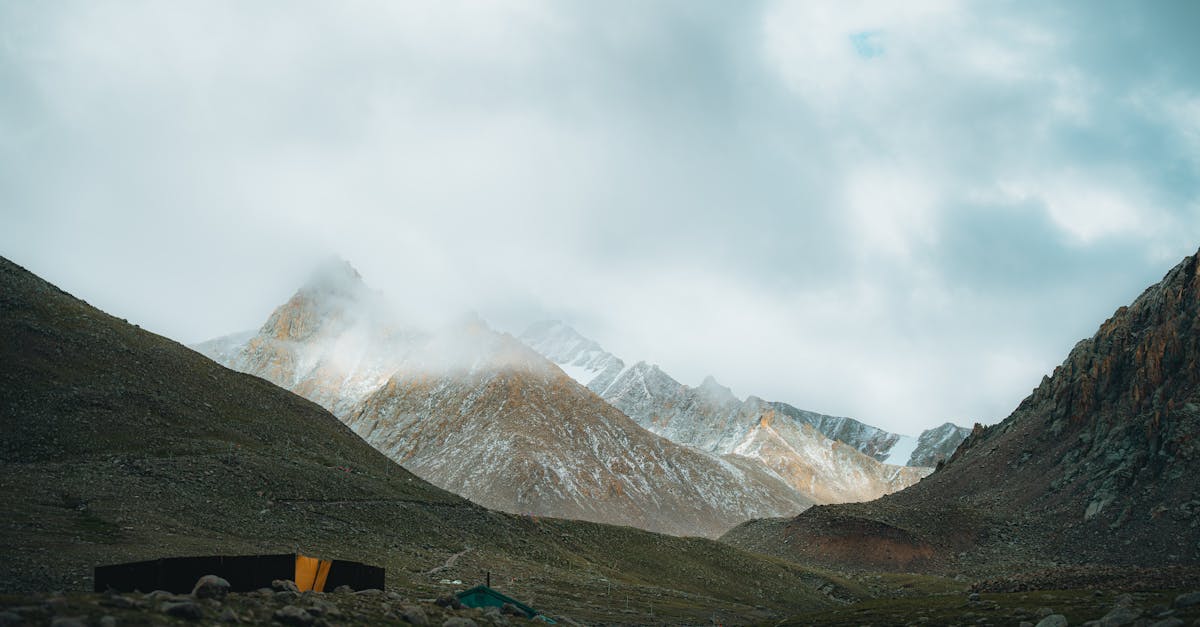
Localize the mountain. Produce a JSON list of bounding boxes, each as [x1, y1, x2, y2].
[[519, 321, 968, 468], [722, 248, 1200, 574], [0, 255, 847, 624], [197, 262, 812, 538], [517, 321, 968, 502]]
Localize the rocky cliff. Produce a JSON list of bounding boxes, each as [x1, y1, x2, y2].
[[722, 248, 1200, 573]]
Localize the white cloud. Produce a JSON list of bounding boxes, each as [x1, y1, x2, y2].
[[2, 0, 1199, 434]]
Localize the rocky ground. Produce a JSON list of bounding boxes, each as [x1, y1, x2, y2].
[[0, 575, 550, 626], [783, 585, 1200, 626]]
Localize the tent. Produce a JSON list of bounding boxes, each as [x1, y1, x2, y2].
[[94, 553, 383, 593], [456, 585, 554, 622]]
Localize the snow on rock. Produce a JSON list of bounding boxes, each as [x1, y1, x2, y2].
[[193, 264, 811, 538], [518, 321, 964, 504]]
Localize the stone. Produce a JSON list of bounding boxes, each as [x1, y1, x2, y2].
[[1149, 619, 1183, 627], [402, 606, 430, 627], [272, 579, 300, 593], [274, 591, 301, 602], [48, 619, 86, 627], [161, 601, 204, 620], [274, 605, 314, 626], [1100, 606, 1141, 626], [1174, 593, 1200, 609], [219, 607, 240, 623], [99, 617, 117, 627], [1035, 615, 1068, 627], [333, 585, 353, 594], [968, 593, 981, 602], [1020, 623, 1034, 627], [192, 574, 231, 600], [354, 588, 383, 596], [1114, 594, 1134, 608], [435, 593, 464, 610], [0, 611, 21, 626], [101, 596, 139, 609], [145, 590, 175, 602], [442, 619, 477, 627], [501, 603, 526, 617]]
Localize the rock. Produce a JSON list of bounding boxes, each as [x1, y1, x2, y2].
[[435, 594, 464, 610], [501, 603, 525, 617], [145, 590, 175, 602], [1114, 594, 1134, 607], [1100, 606, 1141, 626], [1020, 622, 1035, 627], [219, 607, 240, 623], [387, 591, 403, 601], [101, 595, 141, 609], [272, 579, 300, 593], [192, 574, 231, 600], [968, 593, 981, 602], [333, 585, 353, 594], [1150, 605, 1172, 618], [1035, 615, 1068, 627], [1175, 593, 1200, 609], [442, 619, 477, 627], [0, 611, 21, 626], [99, 617, 117, 627], [274, 605, 314, 626], [274, 591, 301, 602], [402, 606, 430, 626], [161, 600, 204, 620], [354, 588, 383, 596], [1149, 619, 1183, 627], [1039, 608, 1057, 618], [532, 617, 554, 624], [48, 619, 86, 627]]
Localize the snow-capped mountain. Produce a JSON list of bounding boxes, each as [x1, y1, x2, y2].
[[195, 260, 811, 538], [519, 321, 969, 491]]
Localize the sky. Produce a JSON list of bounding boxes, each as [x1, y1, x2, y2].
[[3, 0, 1199, 435]]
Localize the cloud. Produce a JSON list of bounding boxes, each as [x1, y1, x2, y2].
[[2, 0, 1199, 433]]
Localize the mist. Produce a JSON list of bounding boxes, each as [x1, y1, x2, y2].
[[3, 1, 1199, 434]]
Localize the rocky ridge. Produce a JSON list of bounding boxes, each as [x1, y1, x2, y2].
[[721, 248, 1200, 574], [520, 321, 968, 468], [519, 322, 963, 503]]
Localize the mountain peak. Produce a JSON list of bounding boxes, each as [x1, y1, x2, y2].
[[697, 375, 738, 403], [301, 256, 364, 297]]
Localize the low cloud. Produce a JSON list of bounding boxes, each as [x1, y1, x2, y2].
[[2, 0, 1198, 433]]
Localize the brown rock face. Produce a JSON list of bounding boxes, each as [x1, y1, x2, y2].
[[723, 248, 1200, 573]]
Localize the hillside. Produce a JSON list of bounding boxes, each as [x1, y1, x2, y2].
[[722, 248, 1200, 575], [0, 256, 848, 624]]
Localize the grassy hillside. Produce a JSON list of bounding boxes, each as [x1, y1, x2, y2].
[[0, 256, 849, 624]]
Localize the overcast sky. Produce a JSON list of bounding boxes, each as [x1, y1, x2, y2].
[[3, 1, 1199, 434]]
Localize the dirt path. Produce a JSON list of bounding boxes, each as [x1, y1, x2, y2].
[[425, 547, 471, 576]]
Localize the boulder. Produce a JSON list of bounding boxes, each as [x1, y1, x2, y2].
[[191, 575, 231, 600], [271, 579, 300, 593], [273, 605, 314, 626], [1174, 593, 1200, 609], [1035, 615, 1068, 627]]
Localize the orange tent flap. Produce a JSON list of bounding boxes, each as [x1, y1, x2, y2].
[[313, 558, 331, 592]]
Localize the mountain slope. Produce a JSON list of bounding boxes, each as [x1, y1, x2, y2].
[[199, 264, 812, 538], [0, 255, 845, 624], [520, 321, 969, 468], [722, 248, 1200, 573]]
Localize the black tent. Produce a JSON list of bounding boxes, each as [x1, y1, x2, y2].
[[94, 553, 383, 593]]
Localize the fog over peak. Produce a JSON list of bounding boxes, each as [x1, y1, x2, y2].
[[3, 1, 1199, 434]]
